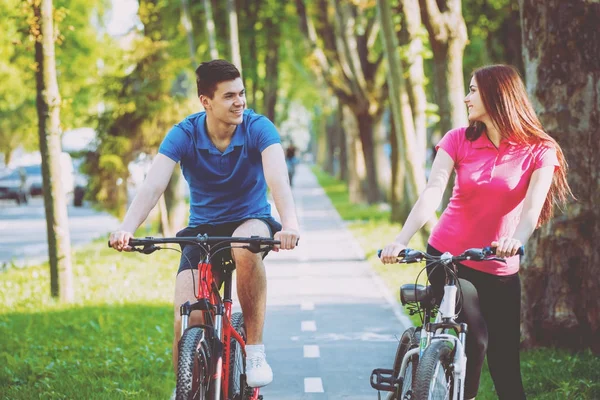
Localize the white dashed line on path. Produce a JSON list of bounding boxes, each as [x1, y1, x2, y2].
[[301, 320, 317, 331], [303, 345, 320, 358], [304, 377, 324, 393], [301, 302, 315, 311]]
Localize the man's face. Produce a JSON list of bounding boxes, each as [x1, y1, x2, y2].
[[202, 78, 246, 125]]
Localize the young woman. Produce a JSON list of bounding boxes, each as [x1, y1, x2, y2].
[[380, 64, 572, 399]]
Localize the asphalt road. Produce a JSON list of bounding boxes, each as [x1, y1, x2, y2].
[[234, 164, 412, 399], [0, 196, 119, 268]]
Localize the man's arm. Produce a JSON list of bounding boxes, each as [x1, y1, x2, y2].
[[109, 154, 177, 251], [262, 143, 300, 250]]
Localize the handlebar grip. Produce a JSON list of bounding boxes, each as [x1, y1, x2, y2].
[[487, 245, 525, 256], [377, 249, 408, 259]]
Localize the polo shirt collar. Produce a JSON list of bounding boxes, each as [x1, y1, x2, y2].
[[195, 113, 244, 154], [472, 133, 519, 149]]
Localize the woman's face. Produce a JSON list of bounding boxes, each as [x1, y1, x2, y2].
[[464, 76, 487, 122]]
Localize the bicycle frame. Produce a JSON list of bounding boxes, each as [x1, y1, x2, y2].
[[422, 253, 468, 400], [179, 252, 260, 400]]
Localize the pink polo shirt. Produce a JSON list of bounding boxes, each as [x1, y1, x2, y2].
[[428, 127, 559, 276]]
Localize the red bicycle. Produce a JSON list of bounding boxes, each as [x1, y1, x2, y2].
[[125, 234, 280, 400]]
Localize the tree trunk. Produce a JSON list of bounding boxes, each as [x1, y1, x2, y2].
[[378, 0, 429, 227], [356, 111, 384, 203], [33, 0, 74, 302], [203, 0, 219, 59], [180, 0, 197, 66], [163, 164, 187, 235], [226, 0, 242, 73], [519, 0, 600, 352], [398, 0, 428, 168], [342, 106, 367, 204], [420, 0, 469, 210], [263, 8, 280, 123], [337, 102, 348, 182]]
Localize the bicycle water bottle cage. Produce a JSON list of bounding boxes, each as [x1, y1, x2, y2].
[[400, 284, 434, 305]]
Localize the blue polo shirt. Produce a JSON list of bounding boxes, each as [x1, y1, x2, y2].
[[158, 109, 281, 226]]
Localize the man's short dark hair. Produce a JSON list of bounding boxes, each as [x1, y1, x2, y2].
[[195, 60, 241, 98]]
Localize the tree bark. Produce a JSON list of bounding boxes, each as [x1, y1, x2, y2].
[[180, 0, 197, 66], [342, 105, 367, 204], [203, 0, 219, 60], [226, 0, 242, 73], [378, 0, 430, 230], [519, 0, 600, 352], [420, 0, 468, 210], [398, 0, 428, 168], [33, 0, 74, 302], [263, 5, 280, 123]]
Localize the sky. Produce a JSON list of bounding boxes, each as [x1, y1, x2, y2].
[[106, 0, 139, 37]]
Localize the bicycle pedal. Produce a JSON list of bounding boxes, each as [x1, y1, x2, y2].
[[370, 368, 399, 392]]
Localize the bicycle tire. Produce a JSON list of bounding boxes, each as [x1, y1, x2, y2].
[[388, 327, 420, 400], [413, 340, 454, 400], [177, 326, 210, 400], [229, 312, 251, 400]]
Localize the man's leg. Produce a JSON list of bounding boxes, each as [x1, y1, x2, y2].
[[231, 219, 272, 387], [172, 268, 204, 374], [231, 219, 270, 344]]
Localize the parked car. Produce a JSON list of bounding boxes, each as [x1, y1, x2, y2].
[[0, 167, 31, 205], [23, 164, 43, 196], [22, 153, 74, 198]]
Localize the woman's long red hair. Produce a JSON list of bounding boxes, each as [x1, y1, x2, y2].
[[465, 64, 573, 225]]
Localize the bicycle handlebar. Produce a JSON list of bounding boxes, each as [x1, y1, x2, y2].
[[376, 245, 525, 263], [108, 234, 284, 255]]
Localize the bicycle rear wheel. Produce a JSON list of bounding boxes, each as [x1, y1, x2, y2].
[[177, 326, 211, 400], [229, 312, 252, 400], [388, 327, 420, 400], [413, 340, 454, 400]]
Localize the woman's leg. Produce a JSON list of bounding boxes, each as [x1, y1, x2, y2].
[[478, 273, 526, 400]]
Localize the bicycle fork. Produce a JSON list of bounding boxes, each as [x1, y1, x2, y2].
[[180, 300, 225, 400]]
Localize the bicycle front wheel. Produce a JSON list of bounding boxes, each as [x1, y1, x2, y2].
[[229, 312, 252, 400], [389, 327, 420, 400], [177, 327, 210, 400], [413, 340, 454, 400]]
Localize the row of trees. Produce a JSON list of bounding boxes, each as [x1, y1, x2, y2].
[[1, 0, 597, 351]]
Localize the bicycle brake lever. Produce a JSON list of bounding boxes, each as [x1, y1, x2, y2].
[[139, 244, 160, 255], [245, 243, 263, 254], [486, 257, 507, 263]]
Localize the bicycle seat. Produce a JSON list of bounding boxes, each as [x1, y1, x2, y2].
[[400, 284, 434, 305]]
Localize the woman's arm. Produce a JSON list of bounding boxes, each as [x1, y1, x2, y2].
[[381, 149, 455, 263], [493, 165, 555, 257]]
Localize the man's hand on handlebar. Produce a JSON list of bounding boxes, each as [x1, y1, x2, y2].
[[380, 241, 408, 264], [273, 229, 300, 251], [109, 230, 134, 252]]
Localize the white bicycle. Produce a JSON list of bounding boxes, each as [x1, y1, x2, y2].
[[371, 246, 523, 400]]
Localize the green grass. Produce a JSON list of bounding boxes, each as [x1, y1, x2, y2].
[[0, 242, 180, 399], [312, 166, 600, 400]]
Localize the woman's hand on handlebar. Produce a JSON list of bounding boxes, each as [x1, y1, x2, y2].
[[109, 230, 134, 252], [380, 241, 408, 264], [491, 237, 523, 258]]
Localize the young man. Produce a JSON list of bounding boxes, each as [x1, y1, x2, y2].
[[109, 59, 300, 388]]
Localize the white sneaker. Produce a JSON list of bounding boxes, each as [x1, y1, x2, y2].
[[169, 388, 176, 400], [245, 345, 273, 388]]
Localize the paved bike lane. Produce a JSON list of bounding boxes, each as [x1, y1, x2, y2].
[[235, 164, 411, 400]]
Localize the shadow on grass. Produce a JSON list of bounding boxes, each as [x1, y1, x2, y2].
[[0, 303, 174, 400]]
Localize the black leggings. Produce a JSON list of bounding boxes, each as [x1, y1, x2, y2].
[[426, 244, 526, 399]]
